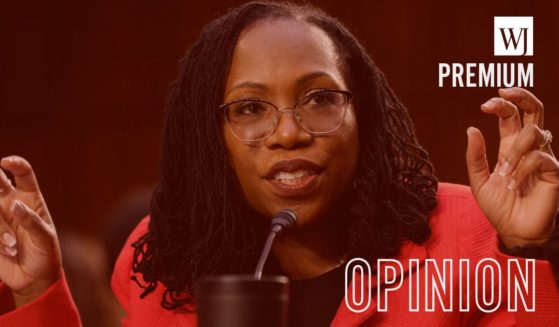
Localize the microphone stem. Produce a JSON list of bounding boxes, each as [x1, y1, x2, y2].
[[254, 224, 282, 280]]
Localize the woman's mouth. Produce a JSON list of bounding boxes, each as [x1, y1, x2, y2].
[[274, 170, 314, 185], [264, 159, 324, 198]]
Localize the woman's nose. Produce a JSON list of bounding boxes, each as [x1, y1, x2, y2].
[[263, 109, 313, 150]]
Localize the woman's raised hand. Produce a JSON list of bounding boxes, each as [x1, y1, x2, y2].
[[466, 87, 559, 248], [0, 156, 62, 307]]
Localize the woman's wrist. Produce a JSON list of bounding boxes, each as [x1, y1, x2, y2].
[[11, 273, 61, 308], [498, 221, 559, 260]]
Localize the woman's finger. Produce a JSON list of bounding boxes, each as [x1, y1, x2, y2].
[[0, 212, 17, 257], [0, 156, 40, 193], [498, 87, 544, 128], [10, 200, 53, 246], [481, 96, 521, 139], [466, 127, 490, 197], [499, 124, 551, 176], [0, 168, 14, 197], [508, 150, 559, 190]]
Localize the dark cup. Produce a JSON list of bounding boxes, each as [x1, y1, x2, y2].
[[195, 275, 289, 327]]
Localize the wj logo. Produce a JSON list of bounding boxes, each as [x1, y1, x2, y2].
[[494, 16, 533, 56]]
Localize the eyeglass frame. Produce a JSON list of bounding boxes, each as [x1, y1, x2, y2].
[[218, 88, 353, 142]]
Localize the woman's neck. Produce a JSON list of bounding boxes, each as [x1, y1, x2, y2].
[[271, 216, 346, 280]]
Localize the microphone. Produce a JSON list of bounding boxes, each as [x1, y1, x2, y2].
[[254, 208, 298, 280]]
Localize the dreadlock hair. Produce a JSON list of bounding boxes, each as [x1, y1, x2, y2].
[[131, 1, 438, 311]]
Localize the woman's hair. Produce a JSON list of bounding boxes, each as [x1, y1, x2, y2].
[[131, 1, 438, 311]]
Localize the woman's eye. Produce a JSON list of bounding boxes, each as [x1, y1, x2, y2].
[[304, 92, 335, 107], [233, 102, 266, 116], [309, 94, 326, 104]]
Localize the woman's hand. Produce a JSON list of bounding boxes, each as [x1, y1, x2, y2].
[[0, 156, 62, 307], [466, 87, 559, 248]]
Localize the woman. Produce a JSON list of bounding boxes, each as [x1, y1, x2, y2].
[[0, 2, 558, 326]]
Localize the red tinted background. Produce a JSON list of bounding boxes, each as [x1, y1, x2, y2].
[[1, 0, 557, 237]]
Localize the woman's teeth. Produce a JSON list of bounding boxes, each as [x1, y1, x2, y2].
[[274, 170, 312, 184]]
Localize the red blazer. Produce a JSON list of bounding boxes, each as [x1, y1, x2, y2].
[[1, 183, 558, 326]]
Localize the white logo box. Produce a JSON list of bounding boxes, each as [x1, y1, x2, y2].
[[494, 16, 533, 56]]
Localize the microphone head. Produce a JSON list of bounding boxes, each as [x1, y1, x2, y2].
[[270, 208, 298, 231]]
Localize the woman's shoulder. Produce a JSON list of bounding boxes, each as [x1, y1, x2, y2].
[[436, 182, 474, 199], [433, 182, 484, 216], [110, 215, 151, 303], [427, 182, 497, 257], [110, 215, 197, 325], [110, 216, 157, 318], [432, 182, 487, 226], [111, 215, 150, 282], [128, 215, 151, 242]]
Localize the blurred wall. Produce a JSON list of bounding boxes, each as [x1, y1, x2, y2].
[[1, 0, 558, 235]]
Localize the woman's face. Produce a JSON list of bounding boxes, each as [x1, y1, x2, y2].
[[223, 18, 359, 228]]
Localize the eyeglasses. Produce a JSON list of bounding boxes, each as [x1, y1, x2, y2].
[[219, 89, 352, 142]]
